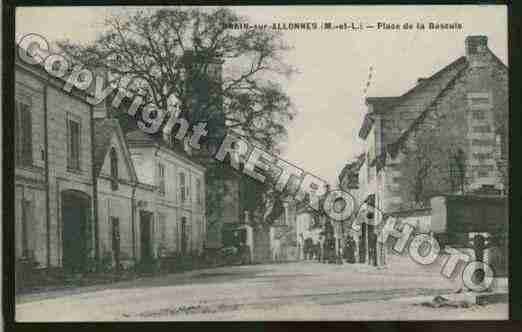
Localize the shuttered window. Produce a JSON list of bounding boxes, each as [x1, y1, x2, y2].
[[179, 172, 187, 203], [196, 178, 202, 205], [158, 163, 166, 196], [67, 118, 81, 170], [15, 101, 33, 166], [110, 148, 119, 190]]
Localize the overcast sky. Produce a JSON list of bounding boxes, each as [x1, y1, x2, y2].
[[16, 5, 508, 185]]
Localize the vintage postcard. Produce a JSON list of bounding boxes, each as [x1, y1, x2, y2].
[[12, 4, 508, 321]]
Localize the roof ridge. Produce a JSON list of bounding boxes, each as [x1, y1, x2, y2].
[[397, 56, 467, 100], [387, 60, 469, 158]]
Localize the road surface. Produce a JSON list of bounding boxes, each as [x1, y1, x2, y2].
[[16, 260, 508, 321]]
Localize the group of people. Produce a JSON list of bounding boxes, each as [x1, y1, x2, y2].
[[300, 225, 358, 264]]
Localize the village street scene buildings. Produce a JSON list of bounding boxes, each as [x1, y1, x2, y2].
[[338, 35, 508, 271], [13, 6, 509, 321]]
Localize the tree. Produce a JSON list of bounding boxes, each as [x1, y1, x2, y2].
[[57, 7, 297, 231], [397, 113, 468, 208], [57, 7, 296, 152]]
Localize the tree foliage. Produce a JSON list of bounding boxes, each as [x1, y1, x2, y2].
[[57, 7, 297, 228], [57, 7, 296, 152], [397, 113, 467, 208]]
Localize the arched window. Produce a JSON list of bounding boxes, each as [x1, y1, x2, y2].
[[110, 148, 118, 190]]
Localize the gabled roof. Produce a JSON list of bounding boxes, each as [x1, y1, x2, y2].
[[365, 97, 401, 113], [15, 44, 94, 103], [359, 56, 467, 140], [125, 129, 207, 171], [93, 118, 138, 182], [386, 60, 469, 158]]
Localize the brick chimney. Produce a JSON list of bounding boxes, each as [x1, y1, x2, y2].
[[465, 35, 489, 68], [465, 35, 488, 56], [88, 67, 109, 119]]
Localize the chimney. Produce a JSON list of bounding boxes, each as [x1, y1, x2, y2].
[[465, 35, 488, 57], [89, 67, 109, 119]]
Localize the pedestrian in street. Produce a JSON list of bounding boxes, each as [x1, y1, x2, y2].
[[304, 237, 313, 260], [344, 236, 356, 263]]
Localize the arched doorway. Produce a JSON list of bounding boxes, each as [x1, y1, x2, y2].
[[61, 190, 91, 273]]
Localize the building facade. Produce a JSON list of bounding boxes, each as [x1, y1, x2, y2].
[[15, 48, 209, 278], [126, 130, 207, 261], [93, 119, 141, 271], [340, 35, 508, 266], [15, 52, 95, 273]]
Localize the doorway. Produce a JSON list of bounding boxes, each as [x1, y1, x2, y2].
[[111, 217, 121, 272], [61, 190, 91, 274], [181, 217, 188, 255], [140, 211, 153, 266]]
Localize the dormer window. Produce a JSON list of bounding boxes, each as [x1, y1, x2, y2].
[[110, 148, 119, 190]]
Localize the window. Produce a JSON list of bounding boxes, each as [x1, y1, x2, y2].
[[15, 101, 33, 166], [470, 97, 490, 106], [473, 125, 491, 133], [281, 205, 287, 225], [158, 163, 166, 195], [179, 172, 187, 203], [471, 110, 486, 120], [473, 153, 492, 161], [196, 178, 202, 205], [67, 118, 81, 170], [473, 165, 494, 178], [467, 93, 491, 107], [472, 139, 495, 147], [110, 148, 119, 190]]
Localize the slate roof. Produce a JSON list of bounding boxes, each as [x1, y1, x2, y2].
[[125, 129, 207, 171], [359, 54, 470, 161], [386, 59, 469, 158], [359, 56, 468, 140]]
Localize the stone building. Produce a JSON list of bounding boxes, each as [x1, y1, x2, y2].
[[15, 46, 208, 277], [339, 35, 508, 266], [15, 49, 95, 273], [126, 129, 207, 261], [93, 118, 142, 270]]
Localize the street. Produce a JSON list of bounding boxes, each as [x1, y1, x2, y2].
[[16, 259, 507, 321]]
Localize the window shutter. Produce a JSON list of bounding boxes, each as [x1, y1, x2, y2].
[[21, 104, 33, 165], [68, 120, 81, 170], [15, 102, 21, 164], [74, 121, 80, 169], [66, 119, 71, 167], [176, 223, 180, 251]]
